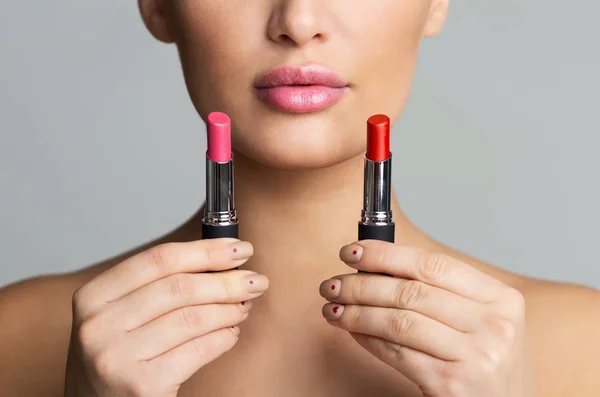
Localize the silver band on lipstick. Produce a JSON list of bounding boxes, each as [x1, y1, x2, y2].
[[360, 155, 394, 225], [203, 155, 238, 226]]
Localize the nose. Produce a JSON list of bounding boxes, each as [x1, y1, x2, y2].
[[267, 0, 331, 47]]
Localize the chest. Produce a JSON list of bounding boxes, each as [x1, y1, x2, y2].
[[178, 324, 422, 397]]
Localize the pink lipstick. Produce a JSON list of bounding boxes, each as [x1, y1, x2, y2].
[[254, 64, 349, 113], [202, 112, 239, 239], [207, 112, 232, 163], [358, 114, 395, 243]]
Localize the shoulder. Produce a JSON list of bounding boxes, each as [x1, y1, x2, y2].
[[0, 264, 110, 396], [519, 278, 600, 396], [0, 274, 76, 396]]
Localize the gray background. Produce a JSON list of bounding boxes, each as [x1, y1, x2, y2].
[[1, 1, 599, 289]]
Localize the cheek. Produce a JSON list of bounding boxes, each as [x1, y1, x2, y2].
[[172, 2, 265, 114], [347, 3, 428, 121]]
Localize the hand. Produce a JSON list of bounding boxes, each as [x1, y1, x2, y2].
[[319, 240, 537, 397], [65, 238, 269, 397]]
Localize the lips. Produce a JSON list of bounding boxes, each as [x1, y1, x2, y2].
[[254, 64, 349, 113]]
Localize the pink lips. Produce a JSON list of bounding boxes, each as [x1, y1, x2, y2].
[[254, 65, 349, 113]]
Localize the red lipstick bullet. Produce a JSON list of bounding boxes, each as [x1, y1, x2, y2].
[[366, 114, 391, 162]]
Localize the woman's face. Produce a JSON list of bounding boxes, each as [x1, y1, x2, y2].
[[140, 0, 448, 169]]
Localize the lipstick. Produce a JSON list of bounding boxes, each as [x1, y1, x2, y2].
[[202, 112, 239, 239], [358, 114, 395, 243]]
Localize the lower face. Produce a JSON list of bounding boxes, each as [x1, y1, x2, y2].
[[169, 1, 434, 169]]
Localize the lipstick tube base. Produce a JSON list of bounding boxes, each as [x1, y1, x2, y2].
[[201, 222, 239, 239], [358, 223, 395, 243]]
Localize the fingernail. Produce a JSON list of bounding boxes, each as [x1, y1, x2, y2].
[[243, 274, 269, 293], [320, 279, 341, 298], [322, 303, 345, 321], [238, 300, 252, 312], [340, 244, 362, 264], [230, 326, 240, 336], [229, 241, 253, 260]]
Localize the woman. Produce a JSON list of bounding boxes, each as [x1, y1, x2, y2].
[[1, 1, 599, 396]]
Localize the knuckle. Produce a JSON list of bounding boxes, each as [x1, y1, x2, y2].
[[372, 240, 390, 266], [90, 349, 116, 379], [192, 340, 208, 359], [384, 342, 405, 363], [443, 378, 466, 397], [353, 276, 370, 300], [169, 273, 193, 300], [192, 330, 223, 362], [179, 307, 204, 330], [436, 366, 466, 397], [487, 316, 517, 343], [389, 310, 413, 337], [476, 345, 503, 375], [123, 379, 150, 397], [133, 361, 155, 387], [219, 273, 236, 297], [345, 306, 362, 328], [76, 323, 94, 348], [201, 241, 214, 265], [71, 287, 92, 320], [416, 251, 448, 280], [395, 280, 426, 308], [147, 243, 178, 272], [71, 286, 87, 309], [76, 316, 103, 348], [500, 287, 526, 318]]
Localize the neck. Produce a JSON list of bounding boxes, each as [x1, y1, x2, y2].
[[236, 152, 369, 278]]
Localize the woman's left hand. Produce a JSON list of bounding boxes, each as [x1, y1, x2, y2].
[[319, 240, 537, 397]]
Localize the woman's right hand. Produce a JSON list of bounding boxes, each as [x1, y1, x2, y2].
[[64, 238, 267, 397]]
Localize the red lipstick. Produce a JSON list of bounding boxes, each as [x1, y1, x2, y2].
[[367, 114, 391, 162], [254, 64, 349, 113], [202, 112, 239, 239], [358, 114, 395, 245]]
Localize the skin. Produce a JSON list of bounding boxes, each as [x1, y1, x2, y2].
[[1, 0, 600, 396]]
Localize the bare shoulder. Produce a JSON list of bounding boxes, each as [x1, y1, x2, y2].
[[0, 261, 116, 397], [0, 273, 79, 396], [519, 278, 600, 396]]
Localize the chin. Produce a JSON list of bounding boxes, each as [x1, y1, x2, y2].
[[235, 140, 362, 170], [231, 110, 365, 170]]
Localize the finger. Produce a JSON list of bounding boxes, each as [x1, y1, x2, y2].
[[320, 274, 484, 332], [77, 239, 253, 314], [104, 270, 267, 331], [340, 241, 504, 302], [352, 333, 444, 396], [143, 326, 240, 388], [126, 302, 250, 360], [323, 304, 466, 361]]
